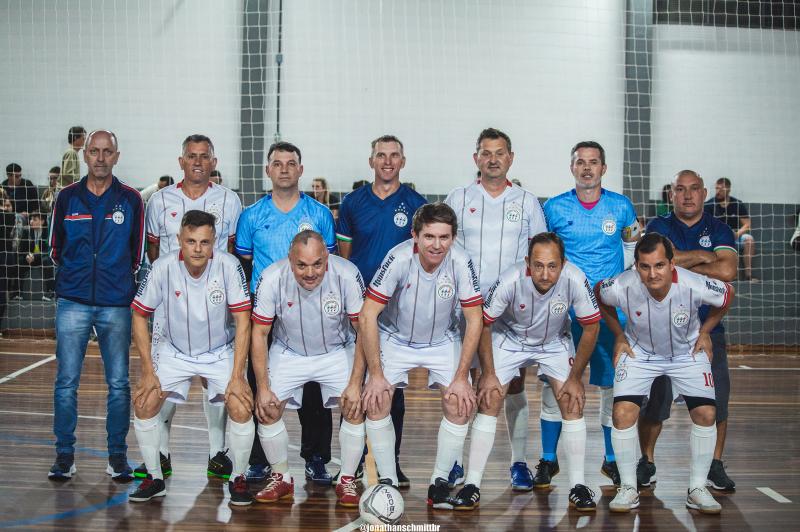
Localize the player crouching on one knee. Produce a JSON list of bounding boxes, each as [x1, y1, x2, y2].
[[129, 210, 256, 505], [597, 232, 734, 514], [250, 230, 367, 507], [452, 232, 600, 511]]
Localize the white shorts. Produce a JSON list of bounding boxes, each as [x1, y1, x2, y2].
[[268, 346, 354, 409], [153, 349, 233, 404], [493, 338, 574, 386], [613, 349, 716, 401], [380, 338, 462, 389]]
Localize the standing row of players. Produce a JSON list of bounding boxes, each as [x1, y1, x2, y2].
[[48, 129, 738, 515]]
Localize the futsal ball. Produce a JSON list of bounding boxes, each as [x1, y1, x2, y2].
[[359, 483, 404, 525]]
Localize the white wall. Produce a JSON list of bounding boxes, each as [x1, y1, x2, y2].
[[650, 25, 800, 204], [277, 0, 627, 196], [0, 0, 242, 189]]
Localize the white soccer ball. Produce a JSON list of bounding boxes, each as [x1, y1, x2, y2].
[[359, 483, 404, 526]]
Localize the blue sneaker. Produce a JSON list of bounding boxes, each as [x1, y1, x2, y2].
[[447, 461, 465, 488], [245, 463, 271, 484], [304, 455, 332, 486], [510, 461, 534, 491]]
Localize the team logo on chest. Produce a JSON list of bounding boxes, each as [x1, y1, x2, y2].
[[322, 293, 341, 316], [672, 306, 690, 327], [207, 205, 222, 225], [699, 235, 712, 248], [505, 202, 522, 223], [549, 298, 568, 316], [602, 217, 617, 236], [393, 204, 409, 228], [297, 221, 314, 233], [111, 205, 125, 225], [208, 280, 225, 306], [436, 275, 455, 300]]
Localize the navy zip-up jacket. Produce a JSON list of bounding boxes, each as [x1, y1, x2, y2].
[[49, 175, 145, 306]]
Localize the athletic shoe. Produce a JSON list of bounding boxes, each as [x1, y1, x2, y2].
[[426, 477, 453, 510], [396, 461, 410, 488], [254, 473, 294, 503], [510, 461, 534, 491], [133, 453, 172, 479], [129, 476, 166, 502], [336, 475, 360, 507], [333, 461, 364, 485], [601, 459, 621, 487], [228, 475, 254, 506], [304, 455, 332, 486], [447, 461, 465, 489], [451, 483, 480, 511], [532, 458, 559, 489], [245, 463, 272, 484], [609, 485, 640, 513], [568, 484, 597, 512], [48, 453, 76, 481], [106, 454, 133, 482], [686, 486, 722, 514], [707, 459, 736, 491], [636, 456, 657, 487], [207, 449, 233, 480], [378, 477, 394, 486]]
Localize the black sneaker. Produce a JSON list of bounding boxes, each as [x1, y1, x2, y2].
[[304, 455, 333, 485], [133, 453, 172, 479], [636, 456, 656, 487], [129, 476, 167, 502], [378, 477, 394, 486], [427, 477, 453, 509], [208, 449, 233, 480], [228, 474, 254, 506], [568, 484, 597, 511], [48, 453, 76, 481], [451, 483, 480, 511], [106, 454, 133, 482], [532, 458, 559, 489], [707, 459, 736, 491], [601, 459, 621, 487], [334, 459, 365, 485], [396, 461, 410, 488]]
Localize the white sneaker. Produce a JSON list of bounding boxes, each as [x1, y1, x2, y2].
[[686, 486, 722, 514], [609, 485, 640, 512]]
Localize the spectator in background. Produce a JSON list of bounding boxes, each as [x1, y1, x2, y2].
[[511, 178, 522, 187], [17, 211, 54, 301], [139, 175, 174, 204], [655, 183, 672, 217], [40, 166, 62, 214], [2, 163, 39, 215], [0, 197, 18, 329], [351, 179, 368, 190], [705, 177, 758, 282], [311, 177, 340, 218], [210, 169, 222, 185], [61, 126, 86, 187], [791, 211, 800, 252]]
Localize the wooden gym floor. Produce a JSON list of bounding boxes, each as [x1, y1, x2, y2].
[[0, 338, 797, 531]]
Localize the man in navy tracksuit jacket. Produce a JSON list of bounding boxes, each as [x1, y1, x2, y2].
[[47, 130, 144, 481]]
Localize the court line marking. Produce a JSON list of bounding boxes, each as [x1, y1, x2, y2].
[[738, 365, 752, 369], [0, 351, 54, 357], [0, 355, 56, 384], [730, 367, 800, 371], [333, 516, 366, 532], [756, 487, 792, 503]]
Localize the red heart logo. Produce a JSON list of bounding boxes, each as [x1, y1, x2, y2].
[[635, 311, 642, 316], [469, 208, 476, 213], [519, 304, 526, 310], [170, 212, 178, 218], [406, 283, 411, 289], [287, 301, 293, 307], [175, 290, 181, 297]]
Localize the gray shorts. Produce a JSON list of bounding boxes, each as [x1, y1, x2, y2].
[[640, 331, 730, 423]]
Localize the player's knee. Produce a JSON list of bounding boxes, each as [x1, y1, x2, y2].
[[226, 399, 251, 424], [135, 397, 163, 420], [481, 391, 505, 417], [540, 383, 561, 422], [556, 394, 581, 420], [366, 400, 391, 420], [685, 396, 716, 426], [507, 375, 525, 395], [612, 395, 643, 429], [442, 395, 470, 424]]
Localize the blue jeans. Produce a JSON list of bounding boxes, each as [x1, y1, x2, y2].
[[54, 298, 132, 456]]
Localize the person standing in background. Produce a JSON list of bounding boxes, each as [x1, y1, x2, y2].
[[61, 126, 86, 187]]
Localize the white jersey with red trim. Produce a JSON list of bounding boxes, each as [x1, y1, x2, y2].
[[445, 180, 547, 293], [145, 181, 242, 255], [252, 254, 365, 357], [483, 260, 600, 351], [367, 239, 482, 348], [132, 250, 251, 361], [597, 266, 731, 358]]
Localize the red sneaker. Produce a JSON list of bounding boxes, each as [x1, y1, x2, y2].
[[336, 475, 360, 507], [254, 473, 294, 503]]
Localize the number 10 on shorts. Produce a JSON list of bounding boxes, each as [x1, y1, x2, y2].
[[702, 372, 715, 388]]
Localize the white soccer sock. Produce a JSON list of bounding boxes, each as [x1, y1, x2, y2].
[[600, 387, 614, 428], [366, 416, 397, 485], [431, 417, 469, 485], [464, 413, 498, 488], [339, 420, 366, 478], [158, 400, 176, 456], [257, 419, 292, 483], [561, 417, 587, 487], [611, 423, 639, 488], [227, 417, 255, 479], [134, 415, 163, 480], [689, 423, 717, 490], [505, 390, 529, 464], [203, 394, 227, 456]]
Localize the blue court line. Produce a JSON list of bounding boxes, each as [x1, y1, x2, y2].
[[0, 433, 131, 529]]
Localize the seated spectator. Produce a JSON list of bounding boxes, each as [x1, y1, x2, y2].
[[17, 212, 54, 301], [40, 166, 61, 214], [655, 183, 672, 217], [310, 177, 340, 217], [140, 175, 174, 203], [351, 179, 369, 190], [1, 197, 17, 327], [210, 169, 222, 185], [705, 177, 758, 282], [2, 163, 39, 216]]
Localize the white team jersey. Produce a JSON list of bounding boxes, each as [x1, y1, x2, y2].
[[483, 260, 601, 351], [146, 181, 242, 255], [252, 255, 365, 357], [367, 239, 482, 348], [598, 266, 731, 358], [445, 179, 547, 293], [132, 250, 251, 360]]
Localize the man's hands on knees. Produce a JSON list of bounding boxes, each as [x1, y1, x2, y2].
[[362, 373, 393, 415], [341, 380, 363, 421], [446, 376, 477, 418], [477, 371, 504, 413], [134, 370, 163, 410], [225, 374, 254, 413], [255, 386, 280, 424], [556, 376, 585, 416]]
